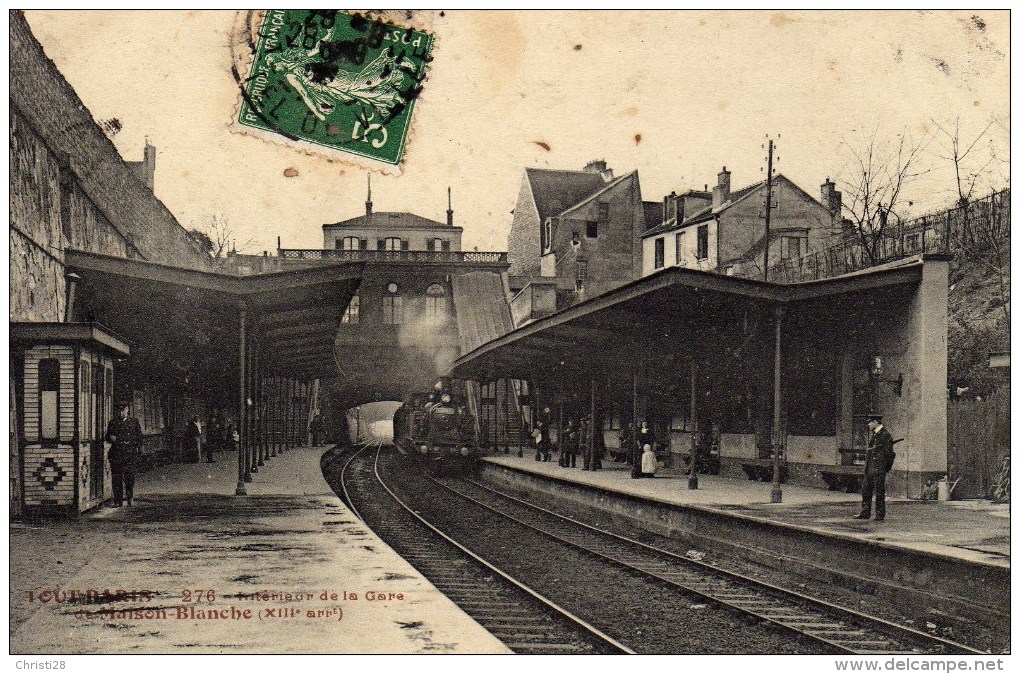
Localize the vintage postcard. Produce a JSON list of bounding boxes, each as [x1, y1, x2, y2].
[[8, 8, 1011, 667]]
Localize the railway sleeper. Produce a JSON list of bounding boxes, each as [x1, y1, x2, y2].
[[504, 642, 586, 652]]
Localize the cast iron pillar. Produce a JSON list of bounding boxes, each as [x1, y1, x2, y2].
[[236, 302, 249, 495], [688, 360, 699, 490], [771, 306, 784, 504]]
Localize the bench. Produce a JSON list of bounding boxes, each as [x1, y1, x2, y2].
[[819, 465, 865, 493], [740, 459, 788, 483], [680, 453, 721, 475]]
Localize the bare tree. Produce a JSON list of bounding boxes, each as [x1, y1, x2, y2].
[[930, 116, 1010, 329], [930, 115, 999, 207], [188, 214, 254, 260], [838, 127, 928, 263]]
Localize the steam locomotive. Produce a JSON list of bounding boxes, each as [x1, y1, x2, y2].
[[393, 380, 477, 474]]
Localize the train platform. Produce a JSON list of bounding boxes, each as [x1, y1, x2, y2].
[[10, 445, 511, 654], [479, 454, 1009, 636], [481, 454, 1010, 567]]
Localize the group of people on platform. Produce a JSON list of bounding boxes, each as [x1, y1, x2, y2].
[[531, 417, 660, 478]]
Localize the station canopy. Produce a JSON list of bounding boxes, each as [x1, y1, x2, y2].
[[449, 260, 926, 382], [65, 250, 363, 381]]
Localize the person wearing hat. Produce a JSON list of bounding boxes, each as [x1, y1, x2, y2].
[[106, 400, 143, 507], [854, 414, 895, 522]]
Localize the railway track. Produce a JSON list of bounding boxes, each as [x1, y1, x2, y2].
[[335, 442, 633, 654], [435, 473, 985, 656]]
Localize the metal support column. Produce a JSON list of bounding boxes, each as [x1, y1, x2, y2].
[[589, 374, 596, 470], [299, 380, 305, 446], [235, 303, 248, 495], [275, 375, 283, 454], [289, 379, 297, 446], [281, 375, 289, 448], [771, 306, 784, 504], [632, 369, 639, 469], [688, 360, 699, 490], [255, 344, 264, 467], [248, 331, 258, 475], [283, 375, 291, 448]]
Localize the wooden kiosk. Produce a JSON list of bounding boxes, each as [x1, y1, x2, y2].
[[11, 323, 129, 515]]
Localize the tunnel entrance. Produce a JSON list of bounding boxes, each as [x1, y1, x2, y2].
[[344, 401, 402, 445]]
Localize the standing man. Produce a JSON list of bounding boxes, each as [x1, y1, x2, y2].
[[187, 416, 207, 463], [106, 400, 143, 507], [854, 414, 895, 522], [310, 412, 323, 446]]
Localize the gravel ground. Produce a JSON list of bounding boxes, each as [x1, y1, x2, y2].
[[472, 474, 1006, 654], [374, 448, 824, 655]]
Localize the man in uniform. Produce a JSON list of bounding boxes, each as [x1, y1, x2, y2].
[[106, 400, 143, 507], [854, 414, 895, 522]]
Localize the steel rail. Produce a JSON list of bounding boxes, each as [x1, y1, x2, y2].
[[443, 475, 985, 656], [339, 444, 634, 654]]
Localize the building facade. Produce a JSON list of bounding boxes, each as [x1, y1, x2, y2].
[[506, 161, 647, 321], [323, 184, 463, 253], [641, 168, 843, 278]]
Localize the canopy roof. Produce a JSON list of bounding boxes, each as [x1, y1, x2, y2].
[[449, 258, 926, 381], [65, 250, 363, 379]]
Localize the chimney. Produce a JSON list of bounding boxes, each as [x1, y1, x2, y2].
[[140, 139, 156, 190], [446, 186, 454, 227], [583, 159, 607, 174], [821, 178, 842, 217], [365, 174, 373, 216], [712, 166, 731, 209]]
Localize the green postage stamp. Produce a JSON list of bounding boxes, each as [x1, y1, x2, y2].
[[233, 10, 434, 171]]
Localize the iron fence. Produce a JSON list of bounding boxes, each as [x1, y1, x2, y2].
[[762, 189, 1010, 284]]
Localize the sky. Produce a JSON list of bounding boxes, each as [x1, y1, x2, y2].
[[25, 10, 1010, 255]]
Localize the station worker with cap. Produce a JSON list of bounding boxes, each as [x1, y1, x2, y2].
[[854, 413, 895, 522], [106, 399, 143, 507]]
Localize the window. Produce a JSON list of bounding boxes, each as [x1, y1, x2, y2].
[[382, 296, 402, 324], [675, 232, 684, 265], [383, 284, 402, 324], [341, 294, 360, 324], [654, 238, 665, 269], [586, 221, 598, 238], [542, 220, 552, 252], [383, 237, 402, 251], [39, 358, 60, 441], [575, 260, 588, 285], [781, 235, 806, 260], [441, 239, 451, 252], [598, 202, 610, 226], [337, 236, 360, 251], [696, 224, 709, 260], [425, 283, 447, 321]]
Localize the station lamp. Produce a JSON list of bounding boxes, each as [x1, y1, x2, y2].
[[870, 354, 903, 397]]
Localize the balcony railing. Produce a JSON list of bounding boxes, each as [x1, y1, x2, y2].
[[279, 249, 508, 264]]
